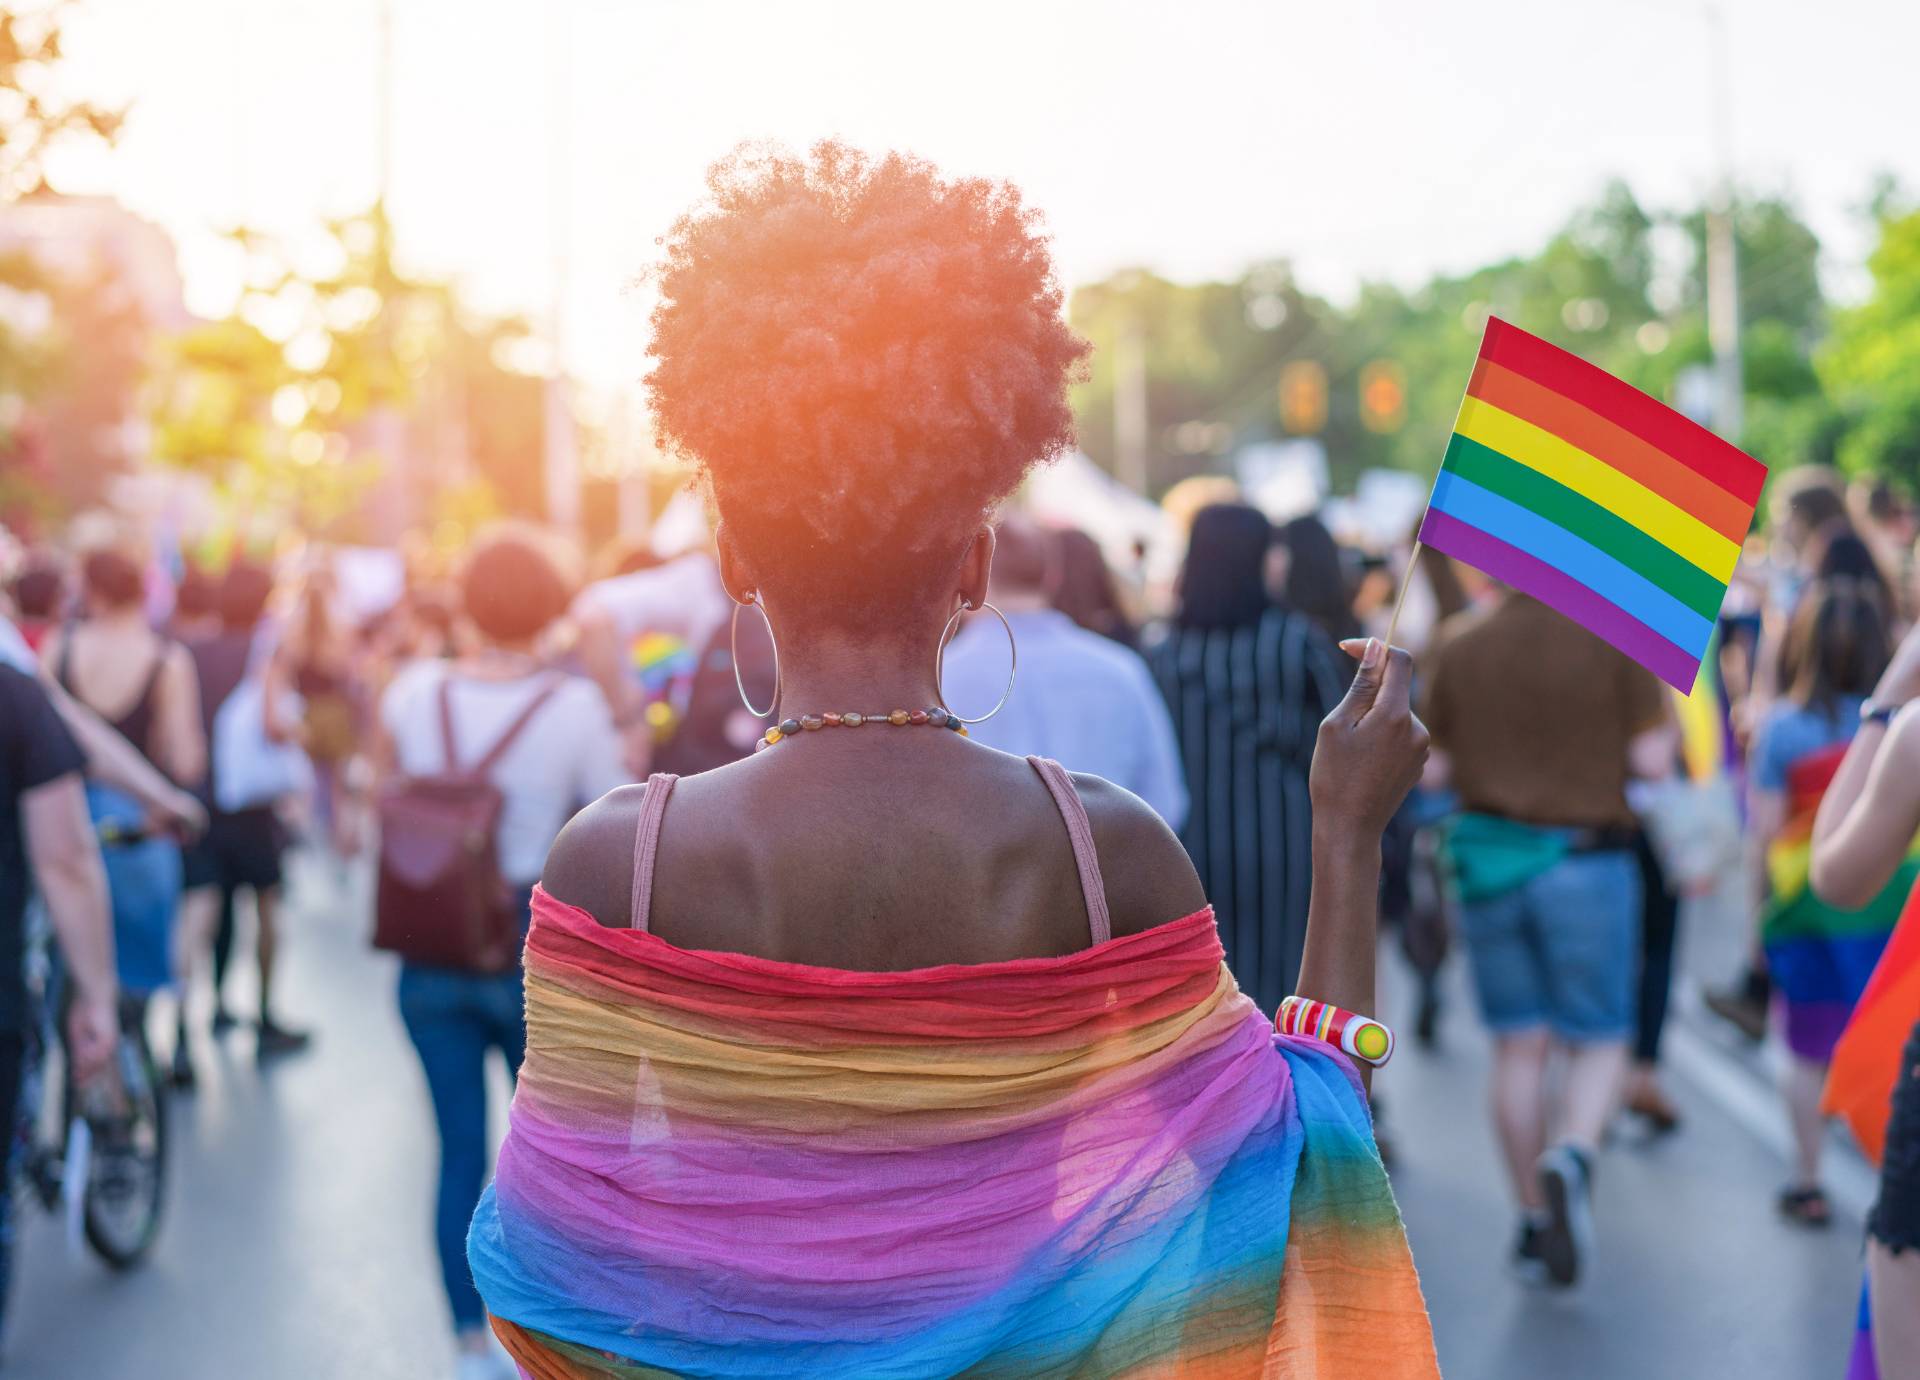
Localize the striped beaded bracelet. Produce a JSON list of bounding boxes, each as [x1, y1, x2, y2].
[[755, 707, 970, 751], [1275, 995, 1396, 1068]]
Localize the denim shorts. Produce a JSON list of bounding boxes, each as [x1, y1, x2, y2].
[[1456, 848, 1642, 1042]]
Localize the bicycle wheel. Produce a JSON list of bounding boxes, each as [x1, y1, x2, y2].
[[67, 1017, 167, 1269]]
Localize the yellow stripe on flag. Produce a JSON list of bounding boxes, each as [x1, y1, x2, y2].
[[1455, 399, 1742, 582]]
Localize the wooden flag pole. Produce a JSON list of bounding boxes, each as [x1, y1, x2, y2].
[[1382, 541, 1423, 652]]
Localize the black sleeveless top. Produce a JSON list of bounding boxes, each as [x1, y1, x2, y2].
[[58, 627, 170, 768]]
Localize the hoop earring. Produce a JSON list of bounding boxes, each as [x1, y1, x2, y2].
[[731, 593, 781, 718], [935, 599, 1016, 724]]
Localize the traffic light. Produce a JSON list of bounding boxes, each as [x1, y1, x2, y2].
[[1359, 359, 1407, 434], [1278, 360, 1327, 435]]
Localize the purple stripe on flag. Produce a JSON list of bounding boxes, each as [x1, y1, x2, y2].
[[1419, 508, 1701, 690]]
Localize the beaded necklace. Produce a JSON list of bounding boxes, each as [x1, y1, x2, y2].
[[754, 706, 969, 752]]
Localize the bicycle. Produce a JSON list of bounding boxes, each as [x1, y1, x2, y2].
[[11, 900, 169, 1271]]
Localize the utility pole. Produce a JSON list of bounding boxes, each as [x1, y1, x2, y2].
[[542, 3, 582, 537], [1702, 3, 1742, 442]]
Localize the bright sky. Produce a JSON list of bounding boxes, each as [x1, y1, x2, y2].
[[45, 0, 1920, 387]]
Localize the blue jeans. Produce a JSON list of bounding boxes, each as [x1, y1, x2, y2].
[[398, 955, 526, 1331], [1457, 849, 1641, 1042]]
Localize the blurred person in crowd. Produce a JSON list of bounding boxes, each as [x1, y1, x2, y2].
[[7, 554, 68, 655], [942, 515, 1185, 828], [1271, 513, 1362, 650], [572, 537, 730, 777], [1050, 526, 1139, 649], [42, 543, 205, 1031], [0, 600, 206, 843], [281, 565, 362, 856], [1624, 736, 1687, 1136], [373, 526, 628, 1380], [1809, 614, 1920, 1380], [0, 663, 120, 1346], [1422, 590, 1673, 1288], [179, 561, 308, 1064], [475, 144, 1436, 1379], [1851, 474, 1916, 612], [1158, 474, 1242, 538], [167, 562, 223, 643], [1711, 526, 1895, 1041], [1748, 575, 1899, 1227], [1150, 503, 1345, 1014]]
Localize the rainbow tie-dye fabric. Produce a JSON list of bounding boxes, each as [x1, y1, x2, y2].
[[470, 888, 1438, 1378]]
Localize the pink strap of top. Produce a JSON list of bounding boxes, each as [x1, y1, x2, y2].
[[623, 760, 1111, 946], [628, 773, 679, 932], [1027, 756, 1113, 947]]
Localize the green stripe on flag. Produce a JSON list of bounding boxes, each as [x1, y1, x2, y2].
[[1441, 433, 1729, 619]]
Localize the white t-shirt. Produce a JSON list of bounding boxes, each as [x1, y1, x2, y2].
[[572, 553, 731, 694], [379, 661, 631, 884]]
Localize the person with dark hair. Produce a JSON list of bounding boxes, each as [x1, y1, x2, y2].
[[1748, 575, 1902, 1227], [1147, 503, 1346, 1016], [178, 558, 307, 1071], [168, 563, 222, 642], [1049, 526, 1138, 649], [42, 536, 205, 1037], [1273, 512, 1362, 647], [467, 145, 1437, 1378], [7, 555, 67, 654], [374, 524, 626, 1378], [942, 515, 1185, 827]]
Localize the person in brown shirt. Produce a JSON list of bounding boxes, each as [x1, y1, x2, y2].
[[1421, 591, 1673, 1289]]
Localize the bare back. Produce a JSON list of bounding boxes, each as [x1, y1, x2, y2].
[[541, 735, 1205, 970]]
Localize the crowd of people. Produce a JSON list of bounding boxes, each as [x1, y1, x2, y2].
[[0, 143, 1917, 1380]]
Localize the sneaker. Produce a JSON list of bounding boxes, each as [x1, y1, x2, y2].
[[169, 1043, 196, 1091], [211, 1005, 238, 1035], [1535, 1144, 1595, 1288], [256, 1017, 313, 1057], [1507, 1219, 1548, 1286]]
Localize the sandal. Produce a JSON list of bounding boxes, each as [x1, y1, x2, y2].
[[1777, 1185, 1832, 1228]]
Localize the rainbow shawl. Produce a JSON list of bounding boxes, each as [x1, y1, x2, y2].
[[1761, 742, 1917, 1061], [470, 889, 1438, 1379]]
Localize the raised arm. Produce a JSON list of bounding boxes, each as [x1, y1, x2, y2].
[[22, 771, 120, 1082], [1296, 639, 1430, 1089], [1810, 628, 1920, 909]]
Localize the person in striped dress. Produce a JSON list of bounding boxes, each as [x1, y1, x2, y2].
[[1149, 503, 1345, 1015]]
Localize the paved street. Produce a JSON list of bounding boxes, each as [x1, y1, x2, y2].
[[7, 856, 1876, 1378]]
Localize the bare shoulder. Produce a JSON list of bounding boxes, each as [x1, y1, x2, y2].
[[540, 782, 649, 927], [1070, 771, 1207, 939]]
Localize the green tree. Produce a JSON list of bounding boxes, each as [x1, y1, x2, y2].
[[1819, 200, 1920, 486]]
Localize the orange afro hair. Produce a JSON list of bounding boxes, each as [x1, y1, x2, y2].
[[646, 141, 1089, 627]]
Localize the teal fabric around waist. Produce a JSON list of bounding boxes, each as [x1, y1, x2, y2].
[[1443, 813, 1572, 902]]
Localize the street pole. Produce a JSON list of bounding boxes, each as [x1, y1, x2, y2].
[[1702, 3, 1742, 442], [543, 3, 582, 538]]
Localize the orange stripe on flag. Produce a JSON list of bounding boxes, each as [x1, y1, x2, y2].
[[1467, 358, 1755, 544]]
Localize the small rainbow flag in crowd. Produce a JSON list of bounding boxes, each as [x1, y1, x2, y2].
[[1416, 317, 1767, 689]]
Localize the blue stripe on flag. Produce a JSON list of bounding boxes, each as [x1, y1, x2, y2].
[[1429, 470, 1715, 657]]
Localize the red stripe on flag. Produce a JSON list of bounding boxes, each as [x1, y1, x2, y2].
[[1479, 318, 1767, 506]]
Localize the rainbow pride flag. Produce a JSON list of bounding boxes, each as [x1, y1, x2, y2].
[[1826, 881, 1920, 1165], [1763, 742, 1917, 1063], [470, 890, 1439, 1378], [1416, 317, 1767, 689]]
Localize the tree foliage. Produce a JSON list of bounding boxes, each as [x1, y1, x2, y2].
[[1819, 199, 1920, 488], [1069, 182, 1839, 502]]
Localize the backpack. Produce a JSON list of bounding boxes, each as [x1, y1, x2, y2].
[[373, 673, 563, 973]]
